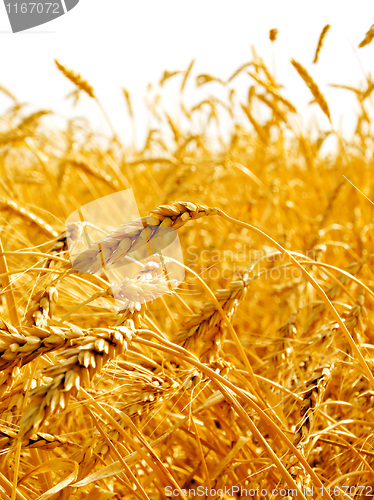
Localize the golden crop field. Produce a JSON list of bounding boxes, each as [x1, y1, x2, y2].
[[0, 27, 374, 499]]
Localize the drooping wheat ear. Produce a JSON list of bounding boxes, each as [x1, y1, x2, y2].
[[291, 59, 331, 122], [359, 24, 374, 48], [0, 197, 58, 238], [175, 274, 250, 362], [115, 284, 166, 331], [122, 373, 178, 421], [55, 59, 95, 99], [313, 24, 331, 64], [24, 286, 58, 327], [0, 320, 84, 372], [60, 262, 177, 327], [292, 365, 332, 447], [19, 323, 136, 438], [70, 201, 219, 275]]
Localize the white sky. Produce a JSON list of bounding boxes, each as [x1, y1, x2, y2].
[[0, 0, 374, 145]]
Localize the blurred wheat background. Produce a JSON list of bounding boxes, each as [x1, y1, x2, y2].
[[1, 9, 374, 500]]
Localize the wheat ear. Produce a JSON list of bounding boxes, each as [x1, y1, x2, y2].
[[55, 59, 95, 99], [291, 59, 331, 122], [19, 323, 135, 437], [175, 275, 250, 362], [313, 24, 331, 64], [359, 24, 374, 48]]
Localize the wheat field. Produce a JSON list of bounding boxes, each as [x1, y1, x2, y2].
[[0, 30, 374, 500]]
